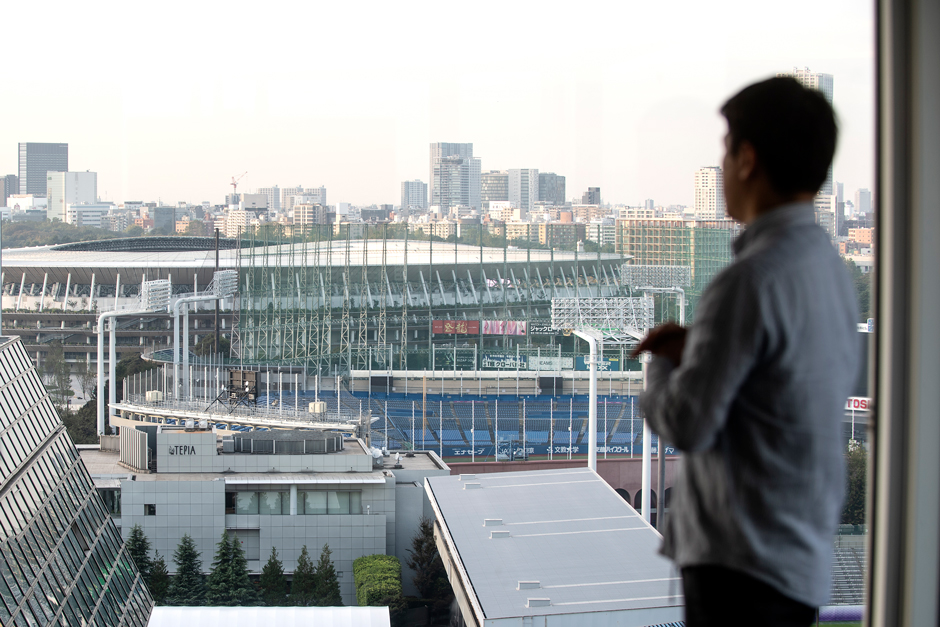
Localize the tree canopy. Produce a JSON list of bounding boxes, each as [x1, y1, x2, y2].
[[313, 544, 343, 606], [0, 220, 119, 249], [259, 547, 288, 606], [126, 525, 153, 582], [206, 531, 261, 606], [167, 534, 206, 606], [291, 545, 316, 606]]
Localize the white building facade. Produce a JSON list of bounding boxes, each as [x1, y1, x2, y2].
[[694, 166, 726, 220], [508, 169, 539, 212], [47, 171, 97, 221]]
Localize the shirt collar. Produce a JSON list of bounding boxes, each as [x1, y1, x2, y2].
[[733, 201, 817, 255]]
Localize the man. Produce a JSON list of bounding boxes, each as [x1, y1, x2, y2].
[[634, 77, 859, 626]]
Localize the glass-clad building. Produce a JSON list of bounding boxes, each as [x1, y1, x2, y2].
[[0, 336, 153, 626]]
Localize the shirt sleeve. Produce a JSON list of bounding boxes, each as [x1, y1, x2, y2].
[[640, 265, 766, 453]]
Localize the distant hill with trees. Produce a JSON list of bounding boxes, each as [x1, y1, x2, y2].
[[1, 220, 119, 249]]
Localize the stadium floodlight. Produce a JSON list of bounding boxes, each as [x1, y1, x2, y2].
[[173, 269, 239, 400], [621, 265, 692, 289], [97, 279, 175, 436], [550, 297, 653, 343], [141, 279, 172, 312], [551, 296, 654, 472], [212, 269, 239, 298]]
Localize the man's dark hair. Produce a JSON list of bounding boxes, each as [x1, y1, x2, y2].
[[721, 77, 837, 196]]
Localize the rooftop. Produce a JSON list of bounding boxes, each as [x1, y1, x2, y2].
[[426, 467, 683, 622]]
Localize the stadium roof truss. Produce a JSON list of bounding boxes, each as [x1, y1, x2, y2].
[[620, 264, 692, 289]]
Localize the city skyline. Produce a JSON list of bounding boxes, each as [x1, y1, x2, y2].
[[1, 1, 873, 208]]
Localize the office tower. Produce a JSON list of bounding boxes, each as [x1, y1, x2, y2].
[[47, 171, 98, 222], [694, 167, 726, 220], [1, 175, 17, 206], [778, 67, 834, 194], [282, 186, 326, 213], [258, 186, 281, 213], [855, 188, 872, 215], [538, 172, 566, 206], [0, 336, 153, 625], [508, 169, 539, 212], [152, 206, 176, 233], [644, 199, 655, 211], [239, 193, 267, 210], [18, 143, 68, 196], [582, 187, 601, 205], [481, 171, 509, 204], [429, 143, 481, 210], [400, 180, 428, 215], [814, 194, 839, 238]]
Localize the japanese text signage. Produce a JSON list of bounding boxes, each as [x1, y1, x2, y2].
[[432, 320, 480, 335]]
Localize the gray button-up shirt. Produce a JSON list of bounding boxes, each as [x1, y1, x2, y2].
[[641, 201, 859, 607]]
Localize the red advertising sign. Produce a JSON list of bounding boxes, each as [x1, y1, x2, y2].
[[432, 320, 480, 335], [845, 397, 871, 411]]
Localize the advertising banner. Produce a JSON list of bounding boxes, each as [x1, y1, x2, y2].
[[432, 320, 480, 334], [481, 353, 527, 369], [527, 356, 574, 371], [436, 349, 477, 369], [481, 320, 527, 336], [575, 356, 621, 371], [845, 397, 871, 411], [528, 321, 556, 335]]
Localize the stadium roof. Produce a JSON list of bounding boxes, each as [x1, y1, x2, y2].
[[426, 467, 683, 626], [2, 239, 628, 286]]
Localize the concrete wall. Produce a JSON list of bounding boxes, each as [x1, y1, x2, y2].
[[156, 431, 373, 474], [121, 475, 397, 606]]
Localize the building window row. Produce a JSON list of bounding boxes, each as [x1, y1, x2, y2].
[[224, 490, 363, 515]]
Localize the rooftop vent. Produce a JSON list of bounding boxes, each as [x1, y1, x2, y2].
[[230, 430, 344, 455]]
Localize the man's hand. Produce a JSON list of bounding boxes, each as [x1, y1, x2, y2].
[[631, 322, 688, 365]]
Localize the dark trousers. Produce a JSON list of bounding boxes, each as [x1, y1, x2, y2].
[[682, 565, 817, 627]]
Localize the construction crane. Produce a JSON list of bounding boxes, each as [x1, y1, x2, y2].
[[230, 172, 247, 200]]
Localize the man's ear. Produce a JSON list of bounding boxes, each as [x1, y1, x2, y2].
[[735, 141, 758, 182]]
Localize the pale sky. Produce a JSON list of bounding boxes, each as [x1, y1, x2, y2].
[[3, 0, 874, 208]]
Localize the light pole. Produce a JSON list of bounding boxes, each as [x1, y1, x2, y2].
[[97, 279, 172, 435], [172, 269, 238, 400]]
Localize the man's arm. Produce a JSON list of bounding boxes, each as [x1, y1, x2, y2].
[[640, 267, 766, 452]]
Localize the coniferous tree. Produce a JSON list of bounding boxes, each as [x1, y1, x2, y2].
[[259, 547, 288, 606], [167, 534, 206, 606], [126, 524, 153, 581], [406, 517, 450, 600], [149, 552, 170, 605], [291, 545, 316, 606], [312, 544, 343, 606], [206, 531, 261, 606]]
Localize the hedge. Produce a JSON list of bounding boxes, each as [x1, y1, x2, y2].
[[354, 555, 403, 606]]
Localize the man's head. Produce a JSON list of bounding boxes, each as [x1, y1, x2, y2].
[[720, 77, 837, 223]]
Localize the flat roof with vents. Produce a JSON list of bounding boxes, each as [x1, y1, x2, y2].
[[426, 467, 683, 627]]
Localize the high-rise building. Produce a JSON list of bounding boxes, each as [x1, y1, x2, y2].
[[777, 67, 834, 195], [509, 169, 539, 212], [258, 186, 281, 213], [582, 187, 601, 205], [430, 143, 480, 211], [538, 172, 566, 206], [481, 171, 509, 204], [18, 142, 68, 196], [400, 180, 428, 215], [282, 186, 326, 213], [0, 335, 154, 625], [694, 167, 726, 220], [1, 175, 17, 206], [47, 171, 97, 222], [855, 188, 872, 215]]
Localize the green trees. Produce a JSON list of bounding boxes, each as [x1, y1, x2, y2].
[[126, 525, 153, 582], [406, 517, 450, 601], [206, 531, 261, 606], [259, 547, 288, 606], [40, 342, 72, 407], [313, 544, 343, 606], [291, 545, 316, 606], [149, 552, 170, 605], [354, 555, 403, 606], [842, 440, 868, 525], [167, 534, 206, 606]]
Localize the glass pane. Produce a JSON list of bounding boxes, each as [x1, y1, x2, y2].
[[258, 492, 281, 515], [349, 492, 362, 515], [303, 492, 326, 515], [281, 492, 291, 515], [328, 491, 347, 515], [235, 492, 259, 515]]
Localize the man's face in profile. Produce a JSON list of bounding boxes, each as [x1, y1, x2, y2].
[[721, 133, 746, 223]]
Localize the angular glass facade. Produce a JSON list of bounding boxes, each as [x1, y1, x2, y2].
[[0, 336, 153, 626]]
